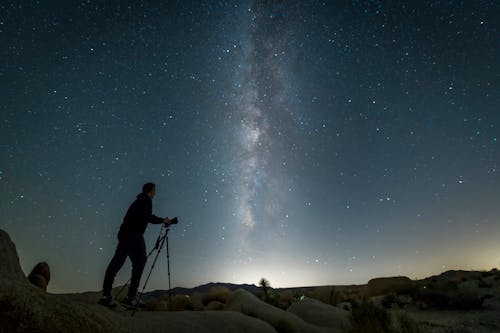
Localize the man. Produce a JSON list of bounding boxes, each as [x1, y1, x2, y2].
[[98, 182, 171, 307]]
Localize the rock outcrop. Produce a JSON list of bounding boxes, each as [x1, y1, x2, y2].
[[28, 262, 51, 291], [226, 289, 340, 333], [365, 276, 413, 297], [287, 297, 350, 331], [0, 229, 26, 280]]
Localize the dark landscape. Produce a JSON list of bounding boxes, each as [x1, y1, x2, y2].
[[2, 229, 499, 333]]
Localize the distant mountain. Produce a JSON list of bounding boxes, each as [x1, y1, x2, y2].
[[142, 282, 261, 300]]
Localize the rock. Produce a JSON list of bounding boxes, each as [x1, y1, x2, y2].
[[205, 300, 225, 311], [310, 286, 335, 304], [336, 302, 352, 311], [0, 229, 26, 280], [365, 276, 414, 297], [226, 289, 334, 333], [287, 297, 350, 331], [28, 262, 50, 291]]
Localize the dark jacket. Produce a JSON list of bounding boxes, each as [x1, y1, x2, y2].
[[118, 192, 163, 238]]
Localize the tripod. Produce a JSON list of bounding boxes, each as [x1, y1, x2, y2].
[[115, 225, 173, 316]]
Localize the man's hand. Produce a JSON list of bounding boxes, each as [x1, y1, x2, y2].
[[163, 217, 171, 226]]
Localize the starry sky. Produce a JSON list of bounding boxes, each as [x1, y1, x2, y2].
[[1, 1, 499, 293]]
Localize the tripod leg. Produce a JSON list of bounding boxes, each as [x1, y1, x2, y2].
[[131, 229, 168, 316], [167, 234, 172, 311]]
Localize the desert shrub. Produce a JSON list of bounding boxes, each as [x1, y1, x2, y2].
[[146, 298, 168, 311], [381, 294, 410, 309], [348, 300, 392, 333], [275, 289, 294, 309], [381, 294, 397, 309], [395, 312, 422, 333], [348, 300, 422, 333], [444, 280, 459, 290], [477, 278, 492, 288], [418, 289, 450, 309], [395, 282, 420, 301], [171, 294, 192, 311], [415, 283, 485, 310], [452, 288, 485, 310], [148, 294, 192, 311], [481, 271, 492, 278], [259, 278, 271, 303], [190, 292, 204, 310], [333, 290, 349, 305], [201, 286, 231, 305]]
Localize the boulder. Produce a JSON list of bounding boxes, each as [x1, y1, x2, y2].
[[365, 276, 413, 297], [0, 229, 26, 280], [226, 289, 335, 333], [336, 302, 352, 311], [205, 301, 225, 311], [287, 297, 350, 331], [28, 262, 50, 291]]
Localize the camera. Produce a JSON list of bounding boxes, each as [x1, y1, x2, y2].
[[169, 217, 178, 224]]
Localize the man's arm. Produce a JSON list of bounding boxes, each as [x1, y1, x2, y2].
[[150, 214, 173, 227], [149, 214, 164, 224]]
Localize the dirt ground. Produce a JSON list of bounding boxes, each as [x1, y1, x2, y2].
[[395, 296, 500, 333]]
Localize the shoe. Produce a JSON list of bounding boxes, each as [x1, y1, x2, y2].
[[97, 295, 117, 308], [121, 296, 146, 309]]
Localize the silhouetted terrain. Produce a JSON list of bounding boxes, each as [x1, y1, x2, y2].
[[2, 228, 499, 333]]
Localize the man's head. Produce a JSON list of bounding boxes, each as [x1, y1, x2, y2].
[[142, 182, 156, 199]]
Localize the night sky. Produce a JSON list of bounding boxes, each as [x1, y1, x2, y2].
[[1, 1, 499, 294]]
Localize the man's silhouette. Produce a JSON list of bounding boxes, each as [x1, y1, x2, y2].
[[98, 182, 172, 307]]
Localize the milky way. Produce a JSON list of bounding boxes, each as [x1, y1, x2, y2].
[[232, 2, 302, 247]]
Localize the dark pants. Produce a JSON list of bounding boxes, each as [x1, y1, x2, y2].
[[103, 234, 147, 298]]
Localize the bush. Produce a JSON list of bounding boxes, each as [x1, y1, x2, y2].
[[335, 291, 349, 305], [171, 294, 193, 311], [381, 294, 412, 309], [414, 282, 485, 310], [147, 294, 193, 311], [396, 312, 422, 333], [201, 286, 231, 305], [477, 279, 492, 289], [275, 290, 295, 309], [190, 292, 204, 310], [348, 300, 422, 333], [381, 294, 398, 309], [348, 300, 392, 333]]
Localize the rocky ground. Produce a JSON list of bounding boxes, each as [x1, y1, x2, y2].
[[403, 296, 500, 333]]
